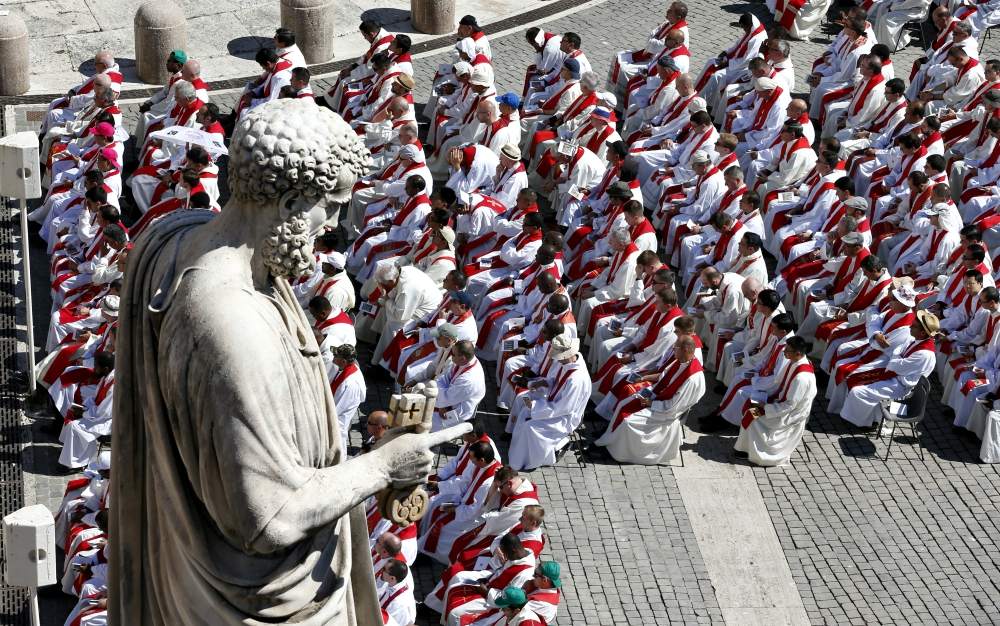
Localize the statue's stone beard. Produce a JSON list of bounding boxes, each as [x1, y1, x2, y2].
[[261, 210, 315, 280]]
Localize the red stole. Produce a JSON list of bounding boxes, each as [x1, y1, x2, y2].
[[712, 222, 744, 264], [391, 193, 430, 227], [330, 363, 359, 394], [870, 101, 906, 133], [561, 92, 598, 121], [850, 73, 885, 116], [749, 86, 784, 131], [480, 114, 511, 147]]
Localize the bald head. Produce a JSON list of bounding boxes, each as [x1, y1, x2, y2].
[[548, 293, 570, 313], [742, 277, 762, 299], [368, 411, 389, 427], [537, 271, 558, 290], [378, 531, 402, 556], [95, 51, 115, 68], [389, 96, 409, 116], [93, 74, 113, 88], [181, 60, 202, 80], [789, 99, 808, 116]]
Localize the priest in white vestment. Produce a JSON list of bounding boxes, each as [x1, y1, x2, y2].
[[590, 337, 705, 464], [734, 336, 817, 466], [841, 312, 939, 427], [507, 336, 591, 470], [370, 264, 442, 365]]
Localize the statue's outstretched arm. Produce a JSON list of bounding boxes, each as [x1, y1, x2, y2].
[[249, 424, 471, 553]]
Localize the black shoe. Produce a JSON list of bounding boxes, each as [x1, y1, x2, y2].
[[943, 407, 955, 417], [499, 432, 512, 441], [53, 464, 79, 476], [39, 420, 63, 436], [713, 384, 727, 394], [586, 443, 607, 458], [26, 407, 54, 419], [952, 425, 967, 435], [734, 450, 749, 459], [700, 416, 733, 433], [698, 413, 720, 424], [415, 602, 436, 618]]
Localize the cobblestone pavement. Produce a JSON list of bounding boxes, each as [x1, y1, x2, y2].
[[10, 0, 1000, 623]]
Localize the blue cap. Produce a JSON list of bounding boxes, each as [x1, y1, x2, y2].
[[563, 57, 581, 78], [448, 290, 475, 308], [497, 93, 521, 110]]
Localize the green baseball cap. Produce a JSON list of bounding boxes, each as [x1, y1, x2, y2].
[[494, 586, 527, 608], [539, 561, 562, 588], [170, 50, 188, 64]]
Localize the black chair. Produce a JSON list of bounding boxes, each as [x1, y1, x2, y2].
[[876, 376, 930, 461]]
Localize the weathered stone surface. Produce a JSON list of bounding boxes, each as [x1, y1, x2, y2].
[[134, 0, 186, 85], [0, 12, 30, 95], [411, 0, 454, 36], [281, 0, 335, 64]]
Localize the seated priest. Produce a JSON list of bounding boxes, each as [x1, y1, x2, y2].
[[734, 335, 817, 467], [588, 336, 704, 465]]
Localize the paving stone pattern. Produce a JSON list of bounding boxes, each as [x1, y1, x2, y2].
[[12, 0, 1000, 623]]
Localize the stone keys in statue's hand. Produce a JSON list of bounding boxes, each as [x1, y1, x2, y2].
[[374, 422, 474, 490]]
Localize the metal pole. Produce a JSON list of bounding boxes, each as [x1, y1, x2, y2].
[[28, 585, 39, 626], [19, 195, 35, 395]]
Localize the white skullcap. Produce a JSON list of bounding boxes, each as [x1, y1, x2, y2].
[[88, 451, 112, 472], [101, 295, 120, 315], [456, 37, 476, 59], [325, 251, 346, 269], [453, 61, 473, 76], [892, 286, 917, 308], [399, 144, 422, 161], [598, 92, 617, 108], [550, 334, 579, 361], [755, 77, 778, 91], [470, 69, 492, 86], [690, 150, 712, 164]]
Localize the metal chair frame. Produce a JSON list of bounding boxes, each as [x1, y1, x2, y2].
[[874, 376, 931, 461]]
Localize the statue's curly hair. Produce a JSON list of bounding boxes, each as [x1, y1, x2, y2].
[[229, 99, 372, 205]]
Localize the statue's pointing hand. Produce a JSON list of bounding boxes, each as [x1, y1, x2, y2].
[[375, 422, 474, 490]]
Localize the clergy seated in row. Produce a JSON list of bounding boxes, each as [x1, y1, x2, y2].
[[434, 558, 561, 626], [428, 340, 487, 431], [52, 351, 115, 474], [53, 450, 110, 554], [372, 531, 414, 585], [507, 335, 591, 471], [419, 440, 501, 563], [824, 282, 918, 413], [704, 313, 798, 430], [423, 470, 545, 614], [689, 268, 752, 372], [378, 559, 416, 626], [432, 534, 538, 626], [716, 288, 785, 389], [734, 335, 817, 466], [842, 310, 939, 429], [40, 50, 121, 136], [428, 418, 501, 487], [588, 335, 705, 464], [61, 509, 110, 626]]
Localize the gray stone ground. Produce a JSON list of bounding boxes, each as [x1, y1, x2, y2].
[[10, 0, 1000, 624]]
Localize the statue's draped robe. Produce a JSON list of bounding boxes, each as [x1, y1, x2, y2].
[[108, 211, 380, 625]]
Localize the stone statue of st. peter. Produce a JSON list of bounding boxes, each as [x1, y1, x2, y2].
[[107, 99, 469, 625]]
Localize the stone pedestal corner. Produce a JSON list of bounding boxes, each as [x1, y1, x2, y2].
[[411, 0, 456, 35], [281, 0, 336, 65], [0, 12, 30, 96], [134, 0, 187, 85]]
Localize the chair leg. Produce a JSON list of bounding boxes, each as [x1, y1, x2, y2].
[[883, 425, 896, 462], [913, 422, 924, 461]]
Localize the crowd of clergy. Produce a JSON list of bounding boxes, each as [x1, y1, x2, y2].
[[21, 0, 1000, 622]]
